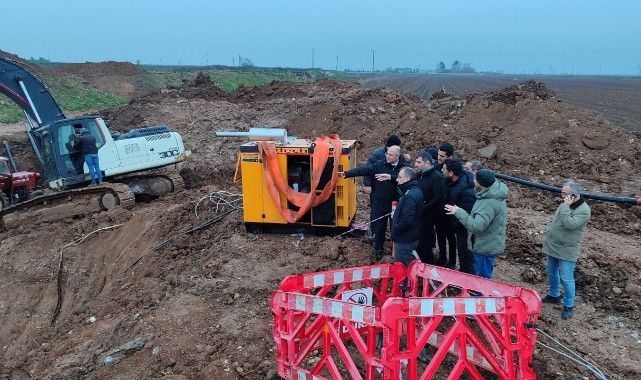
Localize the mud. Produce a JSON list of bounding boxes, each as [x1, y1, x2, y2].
[[1, 63, 640, 379]]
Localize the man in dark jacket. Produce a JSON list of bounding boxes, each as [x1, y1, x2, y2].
[[73, 128, 102, 186], [364, 135, 408, 237], [364, 135, 402, 188], [340, 145, 409, 260], [435, 142, 454, 171], [414, 151, 445, 264], [391, 167, 423, 293], [442, 158, 476, 274]]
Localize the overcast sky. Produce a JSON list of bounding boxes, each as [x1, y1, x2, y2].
[[2, 0, 640, 75]]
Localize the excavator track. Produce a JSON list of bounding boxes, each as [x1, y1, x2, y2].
[[114, 168, 185, 197], [0, 182, 135, 230], [0, 168, 184, 230]]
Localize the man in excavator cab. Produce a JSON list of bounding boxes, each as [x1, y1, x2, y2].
[[72, 127, 102, 186]]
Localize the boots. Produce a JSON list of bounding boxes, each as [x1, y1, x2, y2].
[[562, 306, 573, 320]]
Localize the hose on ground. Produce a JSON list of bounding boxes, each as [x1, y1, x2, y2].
[[495, 172, 640, 205]]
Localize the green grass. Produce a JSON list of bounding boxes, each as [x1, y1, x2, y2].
[[0, 76, 128, 123], [44, 77, 129, 111]]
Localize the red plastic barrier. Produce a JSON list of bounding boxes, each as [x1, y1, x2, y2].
[[272, 261, 542, 380], [273, 263, 407, 379]]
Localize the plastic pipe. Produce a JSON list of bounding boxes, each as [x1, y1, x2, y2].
[[215, 128, 287, 141], [494, 173, 641, 206]]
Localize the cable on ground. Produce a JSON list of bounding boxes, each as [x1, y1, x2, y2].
[[52, 224, 122, 325], [536, 328, 608, 380]]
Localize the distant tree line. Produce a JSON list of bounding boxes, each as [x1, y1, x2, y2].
[[435, 60, 476, 74]]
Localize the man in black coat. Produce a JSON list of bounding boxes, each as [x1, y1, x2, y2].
[[442, 158, 476, 274], [414, 151, 445, 264], [363, 135, 409, 237], [391, 167, 424, 292], [391, 167, 424, 264], [340, 145, 409, 260]]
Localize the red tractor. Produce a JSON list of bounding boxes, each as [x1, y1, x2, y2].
[[0, 155, 40, 211]]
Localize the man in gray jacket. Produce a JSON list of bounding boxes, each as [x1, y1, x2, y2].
[[444, 169, 508, 279], [541, 180, 591, 320]]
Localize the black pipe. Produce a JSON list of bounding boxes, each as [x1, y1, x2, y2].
[[494, 173, 641, 206]]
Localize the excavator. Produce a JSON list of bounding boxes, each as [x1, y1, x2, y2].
[[0, 55, 187, 228]]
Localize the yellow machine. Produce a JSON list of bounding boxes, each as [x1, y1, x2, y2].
[[222, 129, 357, 233]]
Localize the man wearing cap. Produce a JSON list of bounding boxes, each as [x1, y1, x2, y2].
[[444, 169, 508, 279], [73, 128, 102, 186]]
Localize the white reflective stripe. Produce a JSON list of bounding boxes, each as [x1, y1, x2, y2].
[[297, 370, 324, 380], [353, 269, 363, 281], [464, 298, 476, 314], [296, 295, 306, 310], [352, 305, 364, 323], [442, 298, 456, 315], [465, 345, 492, 369], [333, 271, 344, 283], [371, 267, 381, 278], [313, 297, 324, 314], [420, 298, 435, 316], [313, 274, 325, 287], [427, 331, 496, 372], [331, 300, 342, 318], [485, 298, 497, 313]]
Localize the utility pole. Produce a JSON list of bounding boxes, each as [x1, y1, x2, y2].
[[312, 48, 315, 69], [637, 64, 640, 77], [206, 53, 208, 66], [232, 58, 235, 67], [239, 55, 242, 67], [371, 50, 376, 72], [336, 56, 339, 72]]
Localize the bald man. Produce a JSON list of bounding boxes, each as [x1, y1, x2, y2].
[[340, 145, 410, 260]]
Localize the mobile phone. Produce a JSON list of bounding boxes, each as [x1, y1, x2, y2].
[[569, 194, 577, 200]]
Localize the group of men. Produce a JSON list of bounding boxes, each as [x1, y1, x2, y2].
[[340, 134, 591, 320]]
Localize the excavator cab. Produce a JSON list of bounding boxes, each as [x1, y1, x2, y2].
[[30, 117, 107, 187]]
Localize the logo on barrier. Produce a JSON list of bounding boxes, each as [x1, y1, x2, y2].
[[340, 288, 373, 335]]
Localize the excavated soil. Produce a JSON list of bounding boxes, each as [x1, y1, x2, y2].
[[1, 65, 641, 380]]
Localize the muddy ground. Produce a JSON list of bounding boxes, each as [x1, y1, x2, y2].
[[1, 64, 640, 379]]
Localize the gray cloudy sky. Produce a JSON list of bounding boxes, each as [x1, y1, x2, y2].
[[2, 0, 640, 75]]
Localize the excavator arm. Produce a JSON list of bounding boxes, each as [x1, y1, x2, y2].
[[0, 55, 66, 126]]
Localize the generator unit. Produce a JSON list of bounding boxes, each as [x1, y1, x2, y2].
[[224, 129, 357, 233]]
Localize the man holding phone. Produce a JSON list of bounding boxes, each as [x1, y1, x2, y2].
[[541, 180, 591, 320]]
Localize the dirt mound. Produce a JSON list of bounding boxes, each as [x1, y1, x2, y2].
[[45, 61, 145, 77], [487, 79, 556, 105], [0, 51, 48, 77], [2, 77, 641, 379]]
